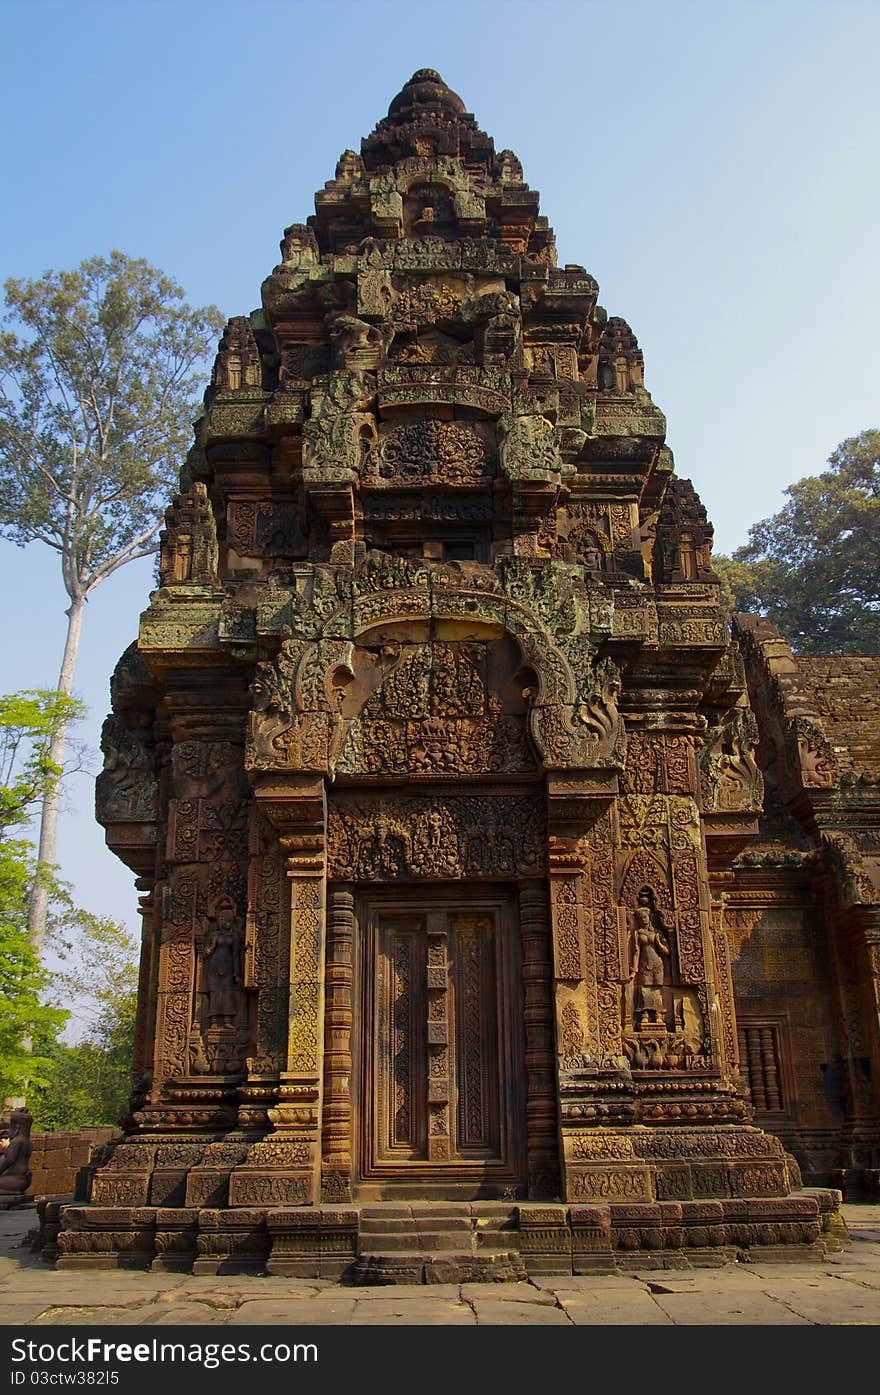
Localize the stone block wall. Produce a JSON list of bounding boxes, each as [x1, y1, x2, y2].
[[799, 656, 880, 777], [728, 889, 846, 1184], [28, 1129, 121, 1201]]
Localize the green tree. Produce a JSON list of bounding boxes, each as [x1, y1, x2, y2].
[[0, 846, 66, 1101], [0, 692, 79, 1100], [0, 253, 223, 952], [716, 430, 880, 654], [31, 912, 139, 1130], [0, 690, 83, 832]]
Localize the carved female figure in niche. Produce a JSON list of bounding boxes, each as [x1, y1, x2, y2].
[[628, 893, 670, 1029], [576, 532, 604, 574], [202, 898, 244, 1028]]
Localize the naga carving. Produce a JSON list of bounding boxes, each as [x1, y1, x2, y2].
[[531, 658, 624, 770], [700, 706, 763, 813]]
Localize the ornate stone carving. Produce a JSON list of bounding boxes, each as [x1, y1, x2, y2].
[[95, 716, 158, 823], [368, 420, 492, 486], [531, 658, 624, 770], [328, 794, 546, 881], [499, 414, 562, 483], [228, 501, 305, 559], [302, 372, 376, 485], [336, 639, 535, 777], [211, 316, 262, 392], [795, 717, 836, 788], [201, 897, 244, 1028], [158, 482, 219, 586], [598, 317, 644, 394], [627, 901, 670, 1030], [654, 478, 718, 585], [329, 315, 393, 374], [76, 69, 855, 1269], [700, 707, 763, 812]]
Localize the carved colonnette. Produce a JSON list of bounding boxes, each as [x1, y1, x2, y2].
[[232, 777, 329, 1208], [61, 69, 849, 1273]]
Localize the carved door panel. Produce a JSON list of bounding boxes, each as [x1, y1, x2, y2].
[[358, 894, 525, 1192]]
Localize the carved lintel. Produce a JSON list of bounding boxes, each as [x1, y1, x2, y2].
[[253, 776, 327, 839], [702, 811, 761, 871], [546, 774, 618, 841]]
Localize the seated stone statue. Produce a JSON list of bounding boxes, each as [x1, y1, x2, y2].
[[0, 1109, 33, 1199]]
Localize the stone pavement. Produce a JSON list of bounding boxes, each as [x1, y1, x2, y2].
[[2, 1204, 880, 1326]]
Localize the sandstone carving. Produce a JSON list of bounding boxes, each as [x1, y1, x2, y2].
[[68, 68, 868, 1277]]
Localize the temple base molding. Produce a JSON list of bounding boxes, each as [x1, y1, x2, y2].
[[41, 1188, 847, 1280]]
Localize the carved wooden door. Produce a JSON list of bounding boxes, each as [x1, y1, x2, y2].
[[358, 896, 526, 1194]]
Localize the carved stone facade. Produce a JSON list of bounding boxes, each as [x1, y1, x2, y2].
[[727, 619, 880, 1196], [54, 70, 855, 1274]]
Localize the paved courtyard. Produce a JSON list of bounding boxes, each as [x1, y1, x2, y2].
[[1, 1204, 880, 1326]]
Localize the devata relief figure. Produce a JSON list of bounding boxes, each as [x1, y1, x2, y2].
[[629, 900, 670, 1029], [202, 898, 244, 1028], [0, 1108, 33, 1197]]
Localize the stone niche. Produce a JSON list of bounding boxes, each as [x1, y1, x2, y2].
[[52, 69, 852, 1278]]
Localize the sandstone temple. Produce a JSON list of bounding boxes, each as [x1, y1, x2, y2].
[[47, 70, 879, 1278]]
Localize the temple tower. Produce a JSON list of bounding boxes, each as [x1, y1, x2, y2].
[[54, 71, 843, 1275]]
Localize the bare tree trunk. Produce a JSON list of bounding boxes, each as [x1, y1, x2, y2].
[[26, 593, 85, 956]]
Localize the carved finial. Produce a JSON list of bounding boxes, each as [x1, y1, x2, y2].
[[654, 477, 718, 584], [599, 316, 645, 393], [280, 222, 320, 265], [159, 481, 219, 586], [211, 316, 262, 392], [335, 149, 364, 183], [495, 149, 524, 185], [387, 69, 467, 120]]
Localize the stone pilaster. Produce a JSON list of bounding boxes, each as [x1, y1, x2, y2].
[[231, 776, 328, 1206], [320, 884, 355, 1202], [518, 880, 559, 1197]]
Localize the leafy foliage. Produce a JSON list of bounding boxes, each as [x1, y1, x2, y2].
[[716, 430, 880, 654], [0, 689, 84, 832], [0, 252, 223, 601], [0, 840, 66, 1098], [0, 691, 82, 1097], [31, 912, 138, 1130]]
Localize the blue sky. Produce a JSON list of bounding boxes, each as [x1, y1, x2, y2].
[[2, 0, 878, 939]]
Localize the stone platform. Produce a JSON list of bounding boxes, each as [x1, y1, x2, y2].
[[38, 1189, 847, 1282], [4, 1205, 880, 1325]]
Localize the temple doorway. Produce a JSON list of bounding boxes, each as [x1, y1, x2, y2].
[[353, 889, 528, 1198]]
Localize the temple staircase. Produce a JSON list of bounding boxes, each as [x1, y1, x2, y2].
[[351, 1202, 526, 1284]]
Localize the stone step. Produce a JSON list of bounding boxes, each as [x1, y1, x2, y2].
[[358, 1205, 413, 1219], [357, 1216, 522, 1256], [351, 1249, 528, 1286], [358, 1217, 419, 1234], [413, 1228, 474, 1249], [474, 1228, 517, 1249], [360, 1202, 519, 1219], [357, 1234, 429, 1253], [357, 1183, 520, 1201], [359, 1217, 475, 1238], [357, 1231, 477, 1254], [414, 1217, 474, 1234], [406, 1205, 479, 1219]]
